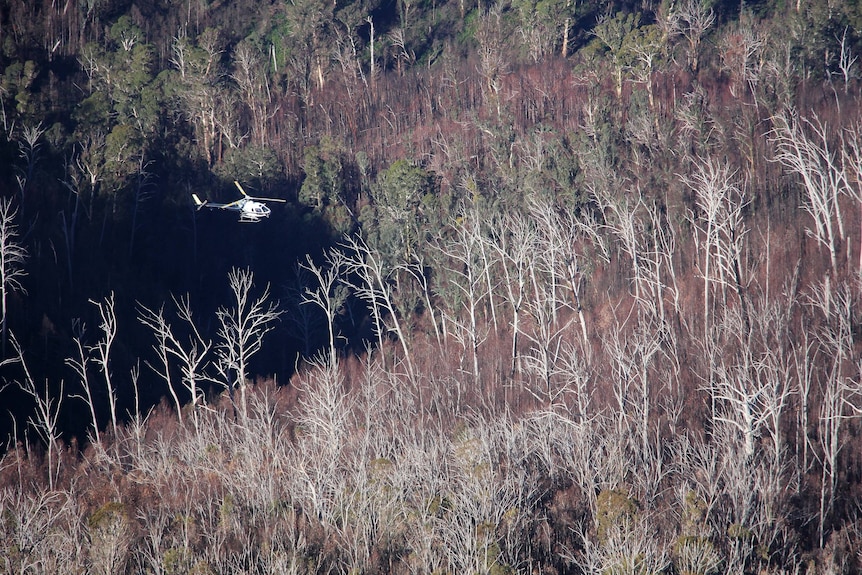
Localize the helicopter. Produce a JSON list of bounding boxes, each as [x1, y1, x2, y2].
[[192, 180, 286, 223]]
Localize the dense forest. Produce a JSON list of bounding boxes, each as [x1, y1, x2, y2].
[[3, 0, 862, 573]]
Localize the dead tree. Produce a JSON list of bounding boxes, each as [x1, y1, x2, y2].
[[137, 304, 183, 423], [342, 234, 415, 379], [672, 0, 715, 73], [684, 154, 751, 338], [301, 250, 347, 370], [0, 197, 27, 357], [65, 295, 120, 443], [840, 120, 862, 273], [215, 267, 281, 418], [490, 211, 537, 377], [15, 122, 45, 200], [528, 196, 591, 347], [807, 279, 860, 547], [67, 322, 100, 446], [138, 295, 212, 428], [712, 352, 769, 462], [435, 205, 491, 388], [7, 334, 64, 490], [771, 111, 848, 275], [606, 320, 662, 455], [624, 200, 678, 327], [91, 293, 119, 436]]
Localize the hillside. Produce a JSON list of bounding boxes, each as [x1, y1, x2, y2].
[[2, 0, 862, 573]]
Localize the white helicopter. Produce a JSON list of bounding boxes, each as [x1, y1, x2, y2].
[[192, 180, 286, 223]]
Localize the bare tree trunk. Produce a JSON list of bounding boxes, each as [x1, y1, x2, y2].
[[343, 235, 416, 380], [9, 334, 64, 490], [0, 198, 27, 358], [772, 112, 848, 276], [216, 268, 281, 419], [91, 293, 118, 436], [302, 251, 347, 370]]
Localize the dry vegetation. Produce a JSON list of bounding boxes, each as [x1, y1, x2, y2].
[[4, 0, 862, 573], [5, 130, 862, 572]]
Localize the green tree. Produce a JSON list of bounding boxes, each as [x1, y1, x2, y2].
[[363, 159, 437, 263], [165, 27, 228, 166], [1, 59, 39, 122], [513, 0, 582, 61], [284, 0, 336, 101], [591, 11, 643, 99], [216, 145, 282, 187], [299, 141, 354, 234]]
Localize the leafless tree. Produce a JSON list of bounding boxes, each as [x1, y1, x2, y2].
[[672, 433, 725, 534], [138, 295, 212, 428], [490, 211, 537, 377], [7, 334, 64, 490], [837, 27, 858, 94], [840, 119, 862, 272], [791, 321, 817, 485], [15, 122, 45, 200], [232, 41, 278, 146], [404, 251, 443, 346], [215, 267, 281, 418], [672, 0, 715, 73], [435, 205, 491, 387], [684, 154, 752, 337], [719, 18, 766, 107], [135, 503, 175, 575], [301, 250, 347, 369], [0, 489, 78, 574], [396, 431, 450, 574], [67, 321, 101, 446], [606, 320, 662, 455], [593, 186, 677, 325], [284, 263, 327, 359], [528, 195, 591, 346], [570, 514, 669, 575], [807, 278, 860, 547], [672, 534, 722, 575], [388, 28, 415, 76], [520, 253, 570, 398], [554, 415, 631, 518], [137, 303, 183, 422], [128, 155, 154, 257], [0, 197, 27, 357], [171, 29, 226, 165], [65, 296, 120, 447], [772, 111, 849, 275], [630, 29, 663, 113], [295, 354, 353, 462], [91, 293, 119, 435], [551, 340, 594, 418], [58, 140, 98, 290], [342, 234, 415, 379], [711, 307, 777, 462], [439, 416, 539, 575]]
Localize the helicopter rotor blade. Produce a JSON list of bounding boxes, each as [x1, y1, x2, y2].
[[221, 198, 245, 209], [234, 180, 250, 197], [234, 180, 286, 202]]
